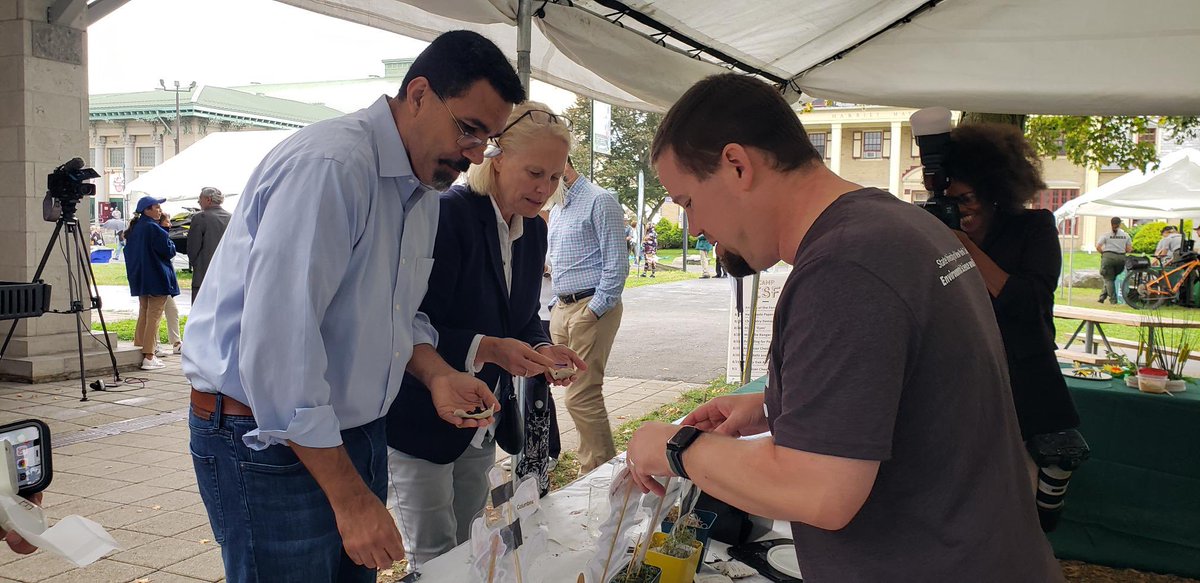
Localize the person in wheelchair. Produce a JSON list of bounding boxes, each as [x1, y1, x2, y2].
[[941, 123, 1083, 532]]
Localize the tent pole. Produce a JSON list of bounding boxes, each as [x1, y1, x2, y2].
[[1068, 216, 1076, 303], [517, 0, 532, 92]]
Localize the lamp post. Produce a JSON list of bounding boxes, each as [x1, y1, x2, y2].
[[159, 79, 195, 156]]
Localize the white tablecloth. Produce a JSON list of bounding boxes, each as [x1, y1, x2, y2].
[[418, 457, 792, 582]]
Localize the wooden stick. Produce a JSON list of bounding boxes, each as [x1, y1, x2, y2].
[[600, 481, 636, 583], [487, 535, 499, 583]]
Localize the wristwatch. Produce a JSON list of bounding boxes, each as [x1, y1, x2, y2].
[[666, 425, 703, 480]]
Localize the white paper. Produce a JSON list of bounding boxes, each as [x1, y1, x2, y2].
[[0, 493, 120, 567]]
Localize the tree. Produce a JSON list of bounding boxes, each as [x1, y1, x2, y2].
[[562, 95, 669, 224], [1025, 115, 1200, 173], [961, 112, 1200, 173]]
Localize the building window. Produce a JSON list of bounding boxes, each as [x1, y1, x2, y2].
[[862, 131, 883, 159], [107, 148, 124, 168], [810, 132, 828, 159], [137, 147, 156, 168], [1138, 128, 1157, 145], [1032, 188, 1080, 212]]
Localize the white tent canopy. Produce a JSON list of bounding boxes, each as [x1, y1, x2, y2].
[[277, 0, 1200, 115], [1054, 149, 1200, 222], [125, 130, 295, 206]]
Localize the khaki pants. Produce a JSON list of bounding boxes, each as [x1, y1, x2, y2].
[[135, 295, 168, 356], [163, 295, 181, 345], [551, 299, 623, 473], [698, 249, 712, 276]]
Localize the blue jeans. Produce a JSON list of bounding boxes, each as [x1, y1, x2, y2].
[[189, 400, 388, 583]]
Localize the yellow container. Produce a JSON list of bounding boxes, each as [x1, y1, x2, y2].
[[643, 532, 702, 583]]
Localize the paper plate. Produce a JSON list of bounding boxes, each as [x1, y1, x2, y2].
[[767, 544, 803, 579], [1062, 368, 1112, 381]]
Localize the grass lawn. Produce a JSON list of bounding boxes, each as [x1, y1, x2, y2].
[[90, 261, 192, 287], [93, 315, 187, 343], [548, 378, 736, 491]]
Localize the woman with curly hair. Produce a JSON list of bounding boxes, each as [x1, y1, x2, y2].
[[942, 123, 1080, 521]]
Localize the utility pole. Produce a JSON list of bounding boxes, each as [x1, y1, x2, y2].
[[159, 79, 195, 156]]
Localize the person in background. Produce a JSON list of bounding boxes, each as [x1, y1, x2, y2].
[[386, 102, 585, 563], [549, 156, 629, 473], [940, 122, 1082, 530], [124, 195, 179, 370], [641, 223, 658, 278], [102, 210, 126, 260], [695, 233, 714, 278], [158, 213, 183, 355], [1155, 225, 1182, 262], [712, 241, 726, 278], [181, 31, 522, 582], [187, 186, 233, 299], [624, 218, 637, 266], [1096, 216, 1132, 304]]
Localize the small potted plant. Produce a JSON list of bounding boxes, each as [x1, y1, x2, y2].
[[661, 508, 718, 564], [610, 563, 662, 583], [643, 527, 703, 583]]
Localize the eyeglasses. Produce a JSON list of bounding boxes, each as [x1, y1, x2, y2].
[[432, 90, 486, 150], [948, 191, 979, 206], [483, 110, 572, 158]]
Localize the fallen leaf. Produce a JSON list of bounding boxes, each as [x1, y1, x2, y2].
[[135, 578, 151, 583], [199, 539, 210, 544], [151, 505, 162, 510]]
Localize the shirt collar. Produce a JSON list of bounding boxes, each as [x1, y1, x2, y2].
[[488, 195, 524, 242], [367, 95, 428, 203], [563, 175, 593, 208]]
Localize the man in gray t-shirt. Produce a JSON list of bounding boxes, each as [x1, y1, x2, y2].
[[624, 74, 1062, 582], [1096, 217, 1132, 303]]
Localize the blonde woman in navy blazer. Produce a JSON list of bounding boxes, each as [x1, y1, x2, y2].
[[386, 102, 586, 563]]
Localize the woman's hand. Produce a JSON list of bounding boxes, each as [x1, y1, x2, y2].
[[535, 344, 587, 385]]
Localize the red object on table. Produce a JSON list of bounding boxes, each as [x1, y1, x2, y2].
[[1138, 367, 1168, 377]]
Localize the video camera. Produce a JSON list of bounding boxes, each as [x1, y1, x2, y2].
[[910, 107, 960, 230], [43, 158, 100, 223]]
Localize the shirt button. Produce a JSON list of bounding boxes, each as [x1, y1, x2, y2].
[[395, 351, 402, 358], [401, 258, 408, 265], [394, 304, 401, 311]]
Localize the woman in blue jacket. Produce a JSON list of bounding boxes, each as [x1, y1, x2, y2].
[[124, 195, 180, 370]]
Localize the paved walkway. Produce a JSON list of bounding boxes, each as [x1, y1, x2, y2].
[[0, 350, 699, 582]]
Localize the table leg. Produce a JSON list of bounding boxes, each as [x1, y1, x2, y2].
[[1085, 322, 1096, 353], [1064, 320, 1086, 350], [1096, 324, 1114, 354]]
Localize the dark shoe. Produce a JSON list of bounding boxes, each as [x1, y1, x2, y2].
[[700, 275, 710, 279], [650, 274, 655, 278], [639, 273, 646, 277], [1097, 294, 1108, 303]]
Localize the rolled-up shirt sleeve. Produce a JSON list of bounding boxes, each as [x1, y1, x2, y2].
[[588, 193, 630, 316], [238, 159, 361, 450], [412, 310, 437, 347]]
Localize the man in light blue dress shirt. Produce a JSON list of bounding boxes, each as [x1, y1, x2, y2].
[[547, 157, 630, 472], [181, 32, 524, 582]]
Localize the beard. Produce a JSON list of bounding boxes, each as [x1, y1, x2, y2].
[[717, 248, 757, 278], [431, 157, 471, 190]]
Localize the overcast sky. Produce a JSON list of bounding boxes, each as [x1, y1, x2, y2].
[[88, 0, 576, 111]]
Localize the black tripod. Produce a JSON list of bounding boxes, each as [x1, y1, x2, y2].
[[0, 199, 122, 401]]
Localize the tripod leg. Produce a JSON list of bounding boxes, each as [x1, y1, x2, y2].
[[0, 221, 66, 360], [73, 221, 122, 384], [67, 221, 88, 401]]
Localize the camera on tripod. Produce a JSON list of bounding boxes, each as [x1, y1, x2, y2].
[[42, 158, 100, 223], [910, 107, 961, 230]]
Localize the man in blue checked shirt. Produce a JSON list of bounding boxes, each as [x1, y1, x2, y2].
[[547, 156, 630, 472], [181, 32, 523, 583]]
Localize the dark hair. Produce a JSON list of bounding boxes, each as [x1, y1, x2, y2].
[[942, 123, 1046, 214], [1111, 217, 1123, 226], [398, 30, 525, 104], [651, 74, 821, 179]]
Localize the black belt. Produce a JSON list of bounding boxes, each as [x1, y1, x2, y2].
[[558, 289, 596, 304]]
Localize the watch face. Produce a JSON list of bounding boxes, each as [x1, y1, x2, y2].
[[669, 426, 700, 449]]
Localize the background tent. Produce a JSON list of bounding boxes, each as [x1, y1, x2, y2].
[[1054, 149, 1200, 222], [125, 130, 295, 211], [277, 0, 1200, 115]]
